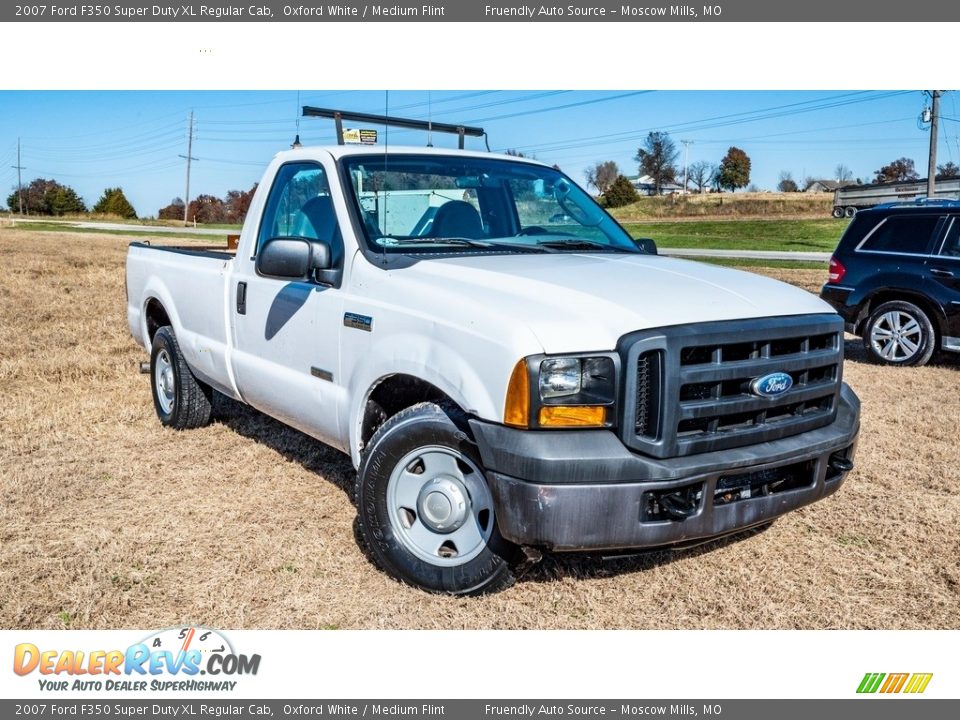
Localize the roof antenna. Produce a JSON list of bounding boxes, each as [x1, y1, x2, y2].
[[427, 90, 433, 147], [291, 90, 302, 148]]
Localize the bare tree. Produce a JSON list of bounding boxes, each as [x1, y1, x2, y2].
[[585, 160, 620, 195], [875, 157, 919, 183], [688, 160, 712, 193], [835, 164, 853, 183], [635, 131, 679, 194], [777, 171, 798, 193], [936, 161, 960, 179]]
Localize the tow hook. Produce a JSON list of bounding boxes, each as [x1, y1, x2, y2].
[[659, 489, 700, 520], [828, 453, 854, 473]]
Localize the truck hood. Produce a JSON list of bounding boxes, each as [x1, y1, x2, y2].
[[392, 252, 833, 353]]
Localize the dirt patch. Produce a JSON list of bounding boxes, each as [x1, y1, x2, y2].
[[1, 230, 958, 629]]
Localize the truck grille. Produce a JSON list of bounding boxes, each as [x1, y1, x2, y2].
[[621, 315, 844, 458]]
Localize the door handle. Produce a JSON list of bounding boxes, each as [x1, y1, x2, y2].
[[237, 282, 247, 314], [930, 267, 955, 278]]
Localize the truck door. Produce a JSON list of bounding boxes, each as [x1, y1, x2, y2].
[[230, 160, 344, 445]]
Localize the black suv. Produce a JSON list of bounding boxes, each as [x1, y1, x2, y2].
[[820, 200, 960, 366]]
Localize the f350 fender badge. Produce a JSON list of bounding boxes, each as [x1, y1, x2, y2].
[[343, 312, 373, 332], [750, 372, 793, 398]]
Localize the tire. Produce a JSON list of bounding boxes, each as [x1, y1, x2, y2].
[[150, 326, 213, 429], [832, 207, 844, 219], [355, 402, 518, 595], [862, 300, 936, 367], [844, 206, 857, 218]]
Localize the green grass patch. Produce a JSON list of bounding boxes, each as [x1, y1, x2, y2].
[[625, 218, 847, 252], [679, 256, 827, 271], [4, 223, 222, 242]]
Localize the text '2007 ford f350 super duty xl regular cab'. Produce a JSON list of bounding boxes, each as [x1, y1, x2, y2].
[[126, 137, 861, 595]]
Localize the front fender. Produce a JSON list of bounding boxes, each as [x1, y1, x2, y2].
[[343, 333, 528, 468]]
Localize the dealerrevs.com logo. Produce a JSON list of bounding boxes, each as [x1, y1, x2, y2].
[[857, 673, 933, 694], [13, 627, 261, 692]]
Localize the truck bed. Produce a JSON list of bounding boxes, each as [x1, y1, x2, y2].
[[126, 241, 238, 399]]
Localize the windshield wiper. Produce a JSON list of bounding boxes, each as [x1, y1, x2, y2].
[[376, 236, 490, 248], [378, 236, 549, 253], [535, 238, 610, 251]]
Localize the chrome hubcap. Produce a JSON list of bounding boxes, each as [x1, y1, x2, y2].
[[387, 446, 494, 567], [155, 349, 175, 414], [870, 311, 922, 361]]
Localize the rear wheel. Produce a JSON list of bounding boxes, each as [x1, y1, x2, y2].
[[844, 206, 857, 218], [150, 326, 213, 429], [863, 301, 936, 367], [355, 402, 517, 595], [832, 207, 844, 219]]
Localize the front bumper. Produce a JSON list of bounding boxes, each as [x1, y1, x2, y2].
[[469, 383, 860, 551]]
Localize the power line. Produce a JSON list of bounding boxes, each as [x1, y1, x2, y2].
[[505, 91, 909, 155], [179, 111, 197, 225], [12, 138, 25, 214]]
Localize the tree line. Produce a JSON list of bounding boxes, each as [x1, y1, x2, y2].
[[157, 184, 257, 225], [585, 131, 752, 208], [585, 130, 960, 207], [776, 158, 960, 192], [5, 179, 137, 218], [5, 177, 259, 224]]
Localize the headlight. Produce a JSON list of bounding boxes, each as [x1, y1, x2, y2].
[[539, 358, 581, 398], [504, 354, 618, 429]]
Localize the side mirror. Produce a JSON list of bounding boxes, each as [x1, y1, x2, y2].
[[256, 237, 332, 281], [636, 237, 658, 255]]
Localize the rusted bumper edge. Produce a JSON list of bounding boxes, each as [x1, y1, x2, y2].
[[469, 384, 860, 552]]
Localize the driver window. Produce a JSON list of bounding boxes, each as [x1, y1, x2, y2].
[[256, 163, 342, 257]]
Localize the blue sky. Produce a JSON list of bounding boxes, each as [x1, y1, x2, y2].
[[0, 90, 954, 217]]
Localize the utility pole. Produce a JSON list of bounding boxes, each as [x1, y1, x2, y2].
[[926, 91, 941, 198], [681, 140, 693, 194], [179, 111, 198, 225], [12, 137, 25, 215]]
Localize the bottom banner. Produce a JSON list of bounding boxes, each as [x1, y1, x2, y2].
[[2, 700, 957, 720]]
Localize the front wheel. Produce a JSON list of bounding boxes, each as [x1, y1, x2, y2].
[[863, 300, 936, 367], [355, 402, 517, 595]]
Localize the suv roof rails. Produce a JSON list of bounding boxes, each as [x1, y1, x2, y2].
[[302, 106, 487, 150], [873, 197, 960, 210]]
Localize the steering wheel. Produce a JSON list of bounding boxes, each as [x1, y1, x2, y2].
[[517, 226, 549, 236]]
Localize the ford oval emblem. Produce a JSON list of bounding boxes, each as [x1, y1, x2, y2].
[[750, 372, 793, 398]]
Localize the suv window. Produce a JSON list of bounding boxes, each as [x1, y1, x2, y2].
[[939, 218, 960, 257], [859, 214, 940, 255]]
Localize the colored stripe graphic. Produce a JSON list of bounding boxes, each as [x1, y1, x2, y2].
[[857, 673, 885, 693], [857, 672, 932, 694], [880, 673, 909, 693], [904, 673, 933, 694]]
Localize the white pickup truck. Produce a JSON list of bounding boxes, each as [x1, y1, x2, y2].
[[126, 143, 860, 595]]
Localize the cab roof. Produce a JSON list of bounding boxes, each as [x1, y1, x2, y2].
[[272, 144, 550, 167]]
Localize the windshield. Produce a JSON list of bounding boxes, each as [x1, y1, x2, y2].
[[341, 154, 640, 254]]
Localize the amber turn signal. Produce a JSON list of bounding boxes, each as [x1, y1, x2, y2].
[[538, 405, 606, 427], [504, 360, 530, 428]]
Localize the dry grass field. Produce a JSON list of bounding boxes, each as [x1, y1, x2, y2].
[[1, 229, 958, 630], [610, 191, 834, 221]]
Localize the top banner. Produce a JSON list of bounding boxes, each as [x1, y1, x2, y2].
[[5, 1, 960, 22]]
